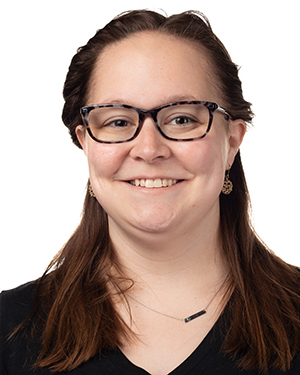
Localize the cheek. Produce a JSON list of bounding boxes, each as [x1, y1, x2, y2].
[[178, 135, 228, 175], [86, 143, 124, 179]]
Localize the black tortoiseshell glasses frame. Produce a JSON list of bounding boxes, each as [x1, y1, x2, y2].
[[80, 101, 232, 144]]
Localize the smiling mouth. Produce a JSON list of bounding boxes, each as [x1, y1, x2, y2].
[[129, 178, 180, 188]]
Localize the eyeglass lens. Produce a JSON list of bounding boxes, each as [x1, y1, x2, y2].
[[87, 104, 211, 142]]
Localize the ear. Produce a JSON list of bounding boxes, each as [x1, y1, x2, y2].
[[75, 125, 88, 155], [226, 119, 246, 168]]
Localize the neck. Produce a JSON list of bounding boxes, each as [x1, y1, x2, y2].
[[108, 214, 228, 298]]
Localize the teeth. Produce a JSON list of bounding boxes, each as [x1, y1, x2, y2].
[[131, 178, 178, 188], [153, 179, 162, 188]]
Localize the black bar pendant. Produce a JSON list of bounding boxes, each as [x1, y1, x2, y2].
[[184, 309, 206, 323]]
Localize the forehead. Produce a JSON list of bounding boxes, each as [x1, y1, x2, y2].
[[87, 32, 221, 107]]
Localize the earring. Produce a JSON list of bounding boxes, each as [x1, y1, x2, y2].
[[222, 169, 233, 195], [89, 182, 96, 198]]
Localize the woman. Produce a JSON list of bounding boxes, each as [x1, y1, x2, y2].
[[1, 9, 300, 375]]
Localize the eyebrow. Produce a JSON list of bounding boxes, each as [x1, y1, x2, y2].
[[93, 95, 200, 107], [162, 94, 199, 103]]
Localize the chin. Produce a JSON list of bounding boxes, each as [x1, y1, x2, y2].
[[134, 222, 173, 234], [130, 210, 178, 234]]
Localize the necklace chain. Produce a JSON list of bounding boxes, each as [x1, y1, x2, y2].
[[125, 274, 228, 323]]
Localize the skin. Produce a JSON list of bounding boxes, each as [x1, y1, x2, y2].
[[76, 32, 246, 374]]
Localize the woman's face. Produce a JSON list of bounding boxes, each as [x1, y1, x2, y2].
[[76, 32, 245, 238]]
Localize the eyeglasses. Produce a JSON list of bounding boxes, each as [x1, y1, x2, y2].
[[80, 101, 232, 144]]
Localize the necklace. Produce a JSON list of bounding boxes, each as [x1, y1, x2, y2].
[[125, 274, 228, 324]]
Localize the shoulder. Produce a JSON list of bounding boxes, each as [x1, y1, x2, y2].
[[0, 281, 37, 310], [0, 282, 44, 375], [1, 281, 37, 301], [0, 281, 37, 334]]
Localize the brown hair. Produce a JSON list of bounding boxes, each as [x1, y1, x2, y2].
[[18, 10, 300, 373]]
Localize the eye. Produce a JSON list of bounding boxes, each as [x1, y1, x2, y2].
[[165, 113, 199, 126], [168, 116, 194, 125], [103, 118, 135, 128]]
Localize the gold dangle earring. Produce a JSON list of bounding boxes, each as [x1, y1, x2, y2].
[[88, 182, 96, 198], [221, 168, 233, 195]]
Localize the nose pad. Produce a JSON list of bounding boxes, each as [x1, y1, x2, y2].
[[129, 118, 171, 163]]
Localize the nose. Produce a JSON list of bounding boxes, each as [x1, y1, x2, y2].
[[129, 117, 171, 163]]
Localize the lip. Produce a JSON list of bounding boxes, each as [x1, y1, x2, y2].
[[125, 176, 183, 181], [124, 178, 185, 189]]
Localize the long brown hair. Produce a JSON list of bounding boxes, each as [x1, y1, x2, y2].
[[17, 10, 300, 373]]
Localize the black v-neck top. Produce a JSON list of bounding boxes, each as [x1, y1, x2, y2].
[[1, 282, 300, 375]]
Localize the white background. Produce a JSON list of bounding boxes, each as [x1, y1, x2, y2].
[[1, 0, 299, 291]]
